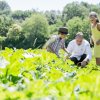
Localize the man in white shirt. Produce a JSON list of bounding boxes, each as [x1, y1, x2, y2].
[[66, 32, 92, 67]]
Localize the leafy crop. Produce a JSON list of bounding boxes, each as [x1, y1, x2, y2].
[[0, 48, 99, 100]]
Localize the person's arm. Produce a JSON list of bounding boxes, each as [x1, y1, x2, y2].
[[66, 42, 73, 54], [81, 43, 92, 67], [43, 36, 56, 49], [96, 23, 100, 45], [97, 23, 100, 31], [64, 41, 73, 59], [63, 48, 71, 58], [90, 36, 94, 46], [61, 41, 70, 55], [84, 43, 92, 62]]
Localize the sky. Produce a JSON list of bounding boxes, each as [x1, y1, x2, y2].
[[5, 0, 100, 11]]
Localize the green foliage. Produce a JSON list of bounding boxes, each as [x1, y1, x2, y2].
[[0, 15, 13, 36], [45, 10, 58, 25], [89, 4, 100, 14], [44, 10, 63, 31], [22, 13, 49, 48], [0, 1, 100, 49], [62, 2, 89, 22], [11, 10, 33, 21], [0, 36, 6, 49], [67, 17, 90, 43], [62, 2, 100, 25], [48, 24, 58, 35], [48, 19, 64, 35], [0, 1, 11, 15], [0, 48, 99, 100], [7, 24, 22, 38], [3, 24, 25, 49]]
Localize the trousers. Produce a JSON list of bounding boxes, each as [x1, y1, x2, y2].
[[70, 54, 87, 65]]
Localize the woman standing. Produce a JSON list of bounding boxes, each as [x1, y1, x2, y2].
[[89, 12, 100, 65]]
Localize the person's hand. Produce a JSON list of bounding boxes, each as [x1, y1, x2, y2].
[[96, 40, 100, 45], [64, 52, 71, 61], [90, 38, 94, 46], [97, 23, 100, 31], [81, 61, 87, 68], [64, 56, 69, 61]]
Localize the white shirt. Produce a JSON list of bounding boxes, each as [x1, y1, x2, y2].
[[67, 39, 92, 61]]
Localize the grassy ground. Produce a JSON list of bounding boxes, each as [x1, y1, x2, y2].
[[0, 48, 99, 100]]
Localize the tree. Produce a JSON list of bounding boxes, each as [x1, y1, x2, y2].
[[81, 2, 100, 14], [0, 15, 13, 36], [22, 13, 49, 48], [7, 24, 22, 38], [0, 1, 11, 15], [48, 19, 63, 35], [62, 2, 89, 22], [45, 10, 58, 25], [89, 4, 100, 14], [67, 17, 90, 44], [11, 10, 33, 21], [3, 24, 25, 49]]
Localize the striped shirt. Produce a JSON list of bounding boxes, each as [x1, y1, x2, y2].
[[45, 35, 65, 57]]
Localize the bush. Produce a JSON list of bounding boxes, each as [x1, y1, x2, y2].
[[22, 13, 49, 49], [11, 10, 33, 21], [0, 1, 11, 15], [0, 15, 13, 36], [3, 24, 25, 49], [7, 24, 22, 38], [0, 36, 6, 49], [66, 17, 90, 44]]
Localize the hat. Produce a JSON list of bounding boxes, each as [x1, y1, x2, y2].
[[58, 27, 68, 34]]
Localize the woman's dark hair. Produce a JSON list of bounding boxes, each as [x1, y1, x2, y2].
[[96, 18, 99, 23], [89, 11, 99, 23], [89, 12, 98, 18], [89, 12, 100, 31]]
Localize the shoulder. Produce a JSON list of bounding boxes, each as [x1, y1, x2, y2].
[[84, 39, 90, 46], [50, 35, 58, 40], [68, 40, 75, 45], [51, 35, 58, 38]]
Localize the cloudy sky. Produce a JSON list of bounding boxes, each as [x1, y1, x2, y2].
[[5, 0, 100, 11]]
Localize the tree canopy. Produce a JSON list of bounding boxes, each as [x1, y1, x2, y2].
[[0, 1, 100, 49]]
